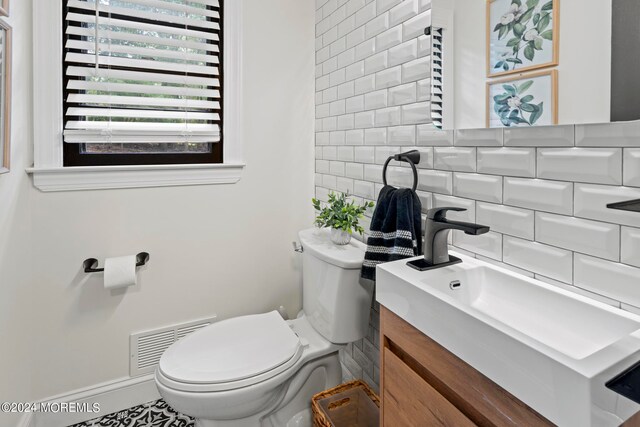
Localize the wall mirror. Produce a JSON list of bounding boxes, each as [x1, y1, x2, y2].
[[0, 19, 10, 175], [432, 0, 640, 130]]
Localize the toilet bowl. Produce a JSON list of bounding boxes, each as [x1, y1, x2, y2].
[[155, 228, 373, 427]]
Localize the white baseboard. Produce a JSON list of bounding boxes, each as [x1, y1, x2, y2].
[[23, 374, 159, 427]]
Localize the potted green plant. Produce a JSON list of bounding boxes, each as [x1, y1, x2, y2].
[[312, 192, 374, 245]]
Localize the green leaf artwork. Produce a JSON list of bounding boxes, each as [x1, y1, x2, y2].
[[491, 0, 554, 72], [517, 80, 533, 93], [492, 79, 544, 127]]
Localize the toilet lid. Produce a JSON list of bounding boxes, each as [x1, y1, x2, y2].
[[158, 311, 302, 387]]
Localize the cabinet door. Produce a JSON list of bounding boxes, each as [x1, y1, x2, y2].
[[383, 348, 476, 427]]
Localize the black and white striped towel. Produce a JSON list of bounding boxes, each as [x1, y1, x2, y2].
[[360, 185, 423, 285]]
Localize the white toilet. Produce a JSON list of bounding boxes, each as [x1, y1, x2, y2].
[[155, 228, 373, 427]]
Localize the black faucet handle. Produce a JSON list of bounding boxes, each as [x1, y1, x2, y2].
[[427, 207, 467, 220]]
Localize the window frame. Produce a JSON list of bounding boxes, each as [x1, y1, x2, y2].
[[30, 0, 244, 192]]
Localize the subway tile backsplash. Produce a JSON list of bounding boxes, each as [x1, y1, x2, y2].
[[622, 226, 640, 269], [537, 147, 622, 185], [503, 177, 573, 215], [576, 121, 640, 147], [315, 0, 640, 391], [534, 212, 620, 261], [476, 202, 534, 240], [455, 128, 503, 147], [477, 147, 536, 177], [453, 173, 502, 203], [503, 236, 573, 284], [574, 184, 640, 228], [574, 254, 640, 307], [433, 147, 476, 172], [504, 124, 574, 147]]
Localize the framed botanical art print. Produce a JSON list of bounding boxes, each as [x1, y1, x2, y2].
[[0, 20, 10, 174], [487, 0, 559, 77], [487, 70, 557, 128], [0, 0, 8, 17]]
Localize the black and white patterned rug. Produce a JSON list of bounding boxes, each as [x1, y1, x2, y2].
[[69, 399, 194, 427]]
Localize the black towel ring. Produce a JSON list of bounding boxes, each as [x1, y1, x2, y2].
[[382, 150, 421, 192]]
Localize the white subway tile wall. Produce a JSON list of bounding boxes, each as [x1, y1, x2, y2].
[[504, 125, 574, 147], [476, 202, 534, 240], [315, 0, 640, 391], [537, 147, 622, 185], [433, 147, 476, 172], [477, 147, 536, 177], [455, 128, 503, 147], [453, 173, 502, 203]]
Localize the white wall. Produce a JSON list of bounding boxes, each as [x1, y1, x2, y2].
[[558, 0, 611, 124], [0, 0, 315, 422], [0, 2, 36, 427], [449, 0, 612, 129]]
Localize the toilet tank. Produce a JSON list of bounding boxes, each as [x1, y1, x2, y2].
[[298, 228, 373, 344]]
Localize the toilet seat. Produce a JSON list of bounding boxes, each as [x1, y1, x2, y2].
[[157, 311, 303, 392]]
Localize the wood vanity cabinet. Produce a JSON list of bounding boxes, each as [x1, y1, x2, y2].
[[623, 413, 640, 427], [379, 306, 554, 427]]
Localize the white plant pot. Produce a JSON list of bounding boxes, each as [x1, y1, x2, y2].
[[330, 229, 351, 245]]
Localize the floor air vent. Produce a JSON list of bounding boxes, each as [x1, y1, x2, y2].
[[130, 315, 216, 376]]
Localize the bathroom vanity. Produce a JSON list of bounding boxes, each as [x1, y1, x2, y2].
[[379, 305, 551, 426], [376, 252, 640, 426]]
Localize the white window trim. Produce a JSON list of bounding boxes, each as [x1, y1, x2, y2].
[[28, 0, 244, 192]]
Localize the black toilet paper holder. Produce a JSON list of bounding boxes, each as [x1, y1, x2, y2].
[[83, 252, 150, 273]]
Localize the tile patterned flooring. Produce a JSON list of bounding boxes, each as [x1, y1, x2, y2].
[[69, 399, 193, 427]]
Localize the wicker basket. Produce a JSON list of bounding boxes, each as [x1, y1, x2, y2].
[[311, 380, 380, 427]]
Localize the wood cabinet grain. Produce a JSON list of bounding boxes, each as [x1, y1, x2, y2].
[[383, 347, 475, 426], [380, 305, 553, 427]]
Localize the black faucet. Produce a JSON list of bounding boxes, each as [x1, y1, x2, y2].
[[408, 207, 489, 271], [425, 207, 490, 264]]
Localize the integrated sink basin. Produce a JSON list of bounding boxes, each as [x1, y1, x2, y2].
[[422, 262, 640, 360], [377, 251, 640, 427]]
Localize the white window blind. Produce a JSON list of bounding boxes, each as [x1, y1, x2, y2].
[[63, 0, 222, 144]]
